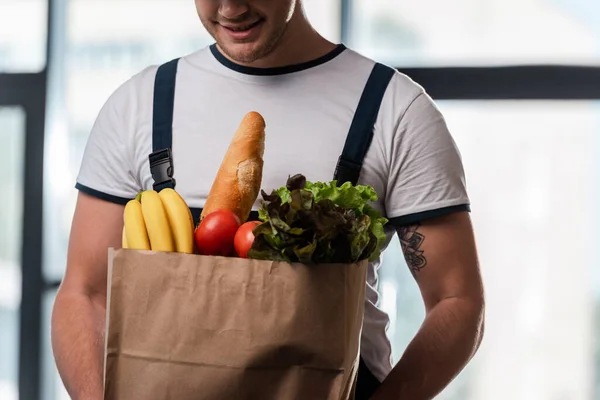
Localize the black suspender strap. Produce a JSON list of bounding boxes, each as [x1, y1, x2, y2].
[[150, 58, 180, 191], [334, 63, 396, 186]]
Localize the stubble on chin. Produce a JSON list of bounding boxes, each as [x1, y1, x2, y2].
[[210, 23, 290, 65]]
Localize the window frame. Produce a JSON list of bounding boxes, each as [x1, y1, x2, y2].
[[0, 73, 47, 400], [1, 1, 53, 399]]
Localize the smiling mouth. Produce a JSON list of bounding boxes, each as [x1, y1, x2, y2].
[[221, 19, 263, 32]]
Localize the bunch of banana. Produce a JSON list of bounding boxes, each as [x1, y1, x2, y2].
[[122, 188, 194, 254]]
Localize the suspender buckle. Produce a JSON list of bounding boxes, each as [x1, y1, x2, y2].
[[149, 148, 176, 190], [334, 156, 362, 187]]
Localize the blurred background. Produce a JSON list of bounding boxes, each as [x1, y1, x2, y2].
[[1, 0, 599, 399]]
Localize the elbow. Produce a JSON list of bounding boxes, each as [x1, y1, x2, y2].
[[467, 276, 486, 352], [452, 292, 485, 358], [472, 296, 486, 356]]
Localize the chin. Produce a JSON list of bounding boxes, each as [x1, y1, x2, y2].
[[219, 41, 271, 64]]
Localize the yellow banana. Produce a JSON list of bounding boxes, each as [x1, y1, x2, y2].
[[140, 190, 175, 252], [122, 225, 128, 248], [123, 199, 150, 250], [158, 188, 195, 254]]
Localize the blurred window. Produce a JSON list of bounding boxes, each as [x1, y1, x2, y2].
[[379, 101, 600, 399], [0, 107, 26, 400], [348, 0, 600, 67], [0, 0, 47, 72]]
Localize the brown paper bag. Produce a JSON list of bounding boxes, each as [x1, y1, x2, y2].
[[103, 248, 368, 400]]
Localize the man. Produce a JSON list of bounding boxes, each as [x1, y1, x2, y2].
[[51, 1, 485, 399]]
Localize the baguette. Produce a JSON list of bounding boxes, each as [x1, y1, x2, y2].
[[201, 111, 266, 223]]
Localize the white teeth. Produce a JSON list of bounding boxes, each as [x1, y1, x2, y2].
[[228, 22, 258, 32]]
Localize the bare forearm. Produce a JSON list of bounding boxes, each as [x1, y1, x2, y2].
[[372, 297, 484, 400], [51, 290, 106, 400]]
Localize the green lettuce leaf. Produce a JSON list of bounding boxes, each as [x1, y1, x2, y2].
[[247, 174, 388, 264], [305, 180, 378, 214], [363, 204, 388, 261]]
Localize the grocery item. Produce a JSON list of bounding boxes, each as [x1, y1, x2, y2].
[[248, 174, 388, 264], [121, 226, 128, 249], [108, 111, 371, 400], [122, 189, 194, 254], [158, 188, 195, 254], [233, 221, 261, 258], [200, 111, 266, 224], [140, 190, 175, 252], [194, 209, 241, 256], [123, 198, 151, 251]]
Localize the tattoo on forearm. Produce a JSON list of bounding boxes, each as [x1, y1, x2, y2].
[[398, 223, 427, 277]]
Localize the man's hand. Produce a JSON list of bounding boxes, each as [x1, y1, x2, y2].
[[371, 211, 485, 400], [51, 192, 125, 400]]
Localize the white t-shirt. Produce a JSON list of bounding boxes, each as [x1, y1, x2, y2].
[[76, 43, 470, 382]]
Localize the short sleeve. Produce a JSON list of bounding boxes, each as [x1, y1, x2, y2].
[[385, 92, 470, 227], [75, 80, 141, 205]]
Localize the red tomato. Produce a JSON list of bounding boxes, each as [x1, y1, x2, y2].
[[194, 209, 241, 256], [234, 221, 262, 258]]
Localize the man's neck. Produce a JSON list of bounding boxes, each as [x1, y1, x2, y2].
[[217, 7, 337, 69]]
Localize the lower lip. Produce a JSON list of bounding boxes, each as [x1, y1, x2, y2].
[[221, 21, 263, 41]]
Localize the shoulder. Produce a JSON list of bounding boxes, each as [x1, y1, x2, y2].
[[95, 48, 207, 127], [97, 64, 158, 123], [341, 47, 425, 113], [103, 46, 210, 109], [382, 67, 427, 119]]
